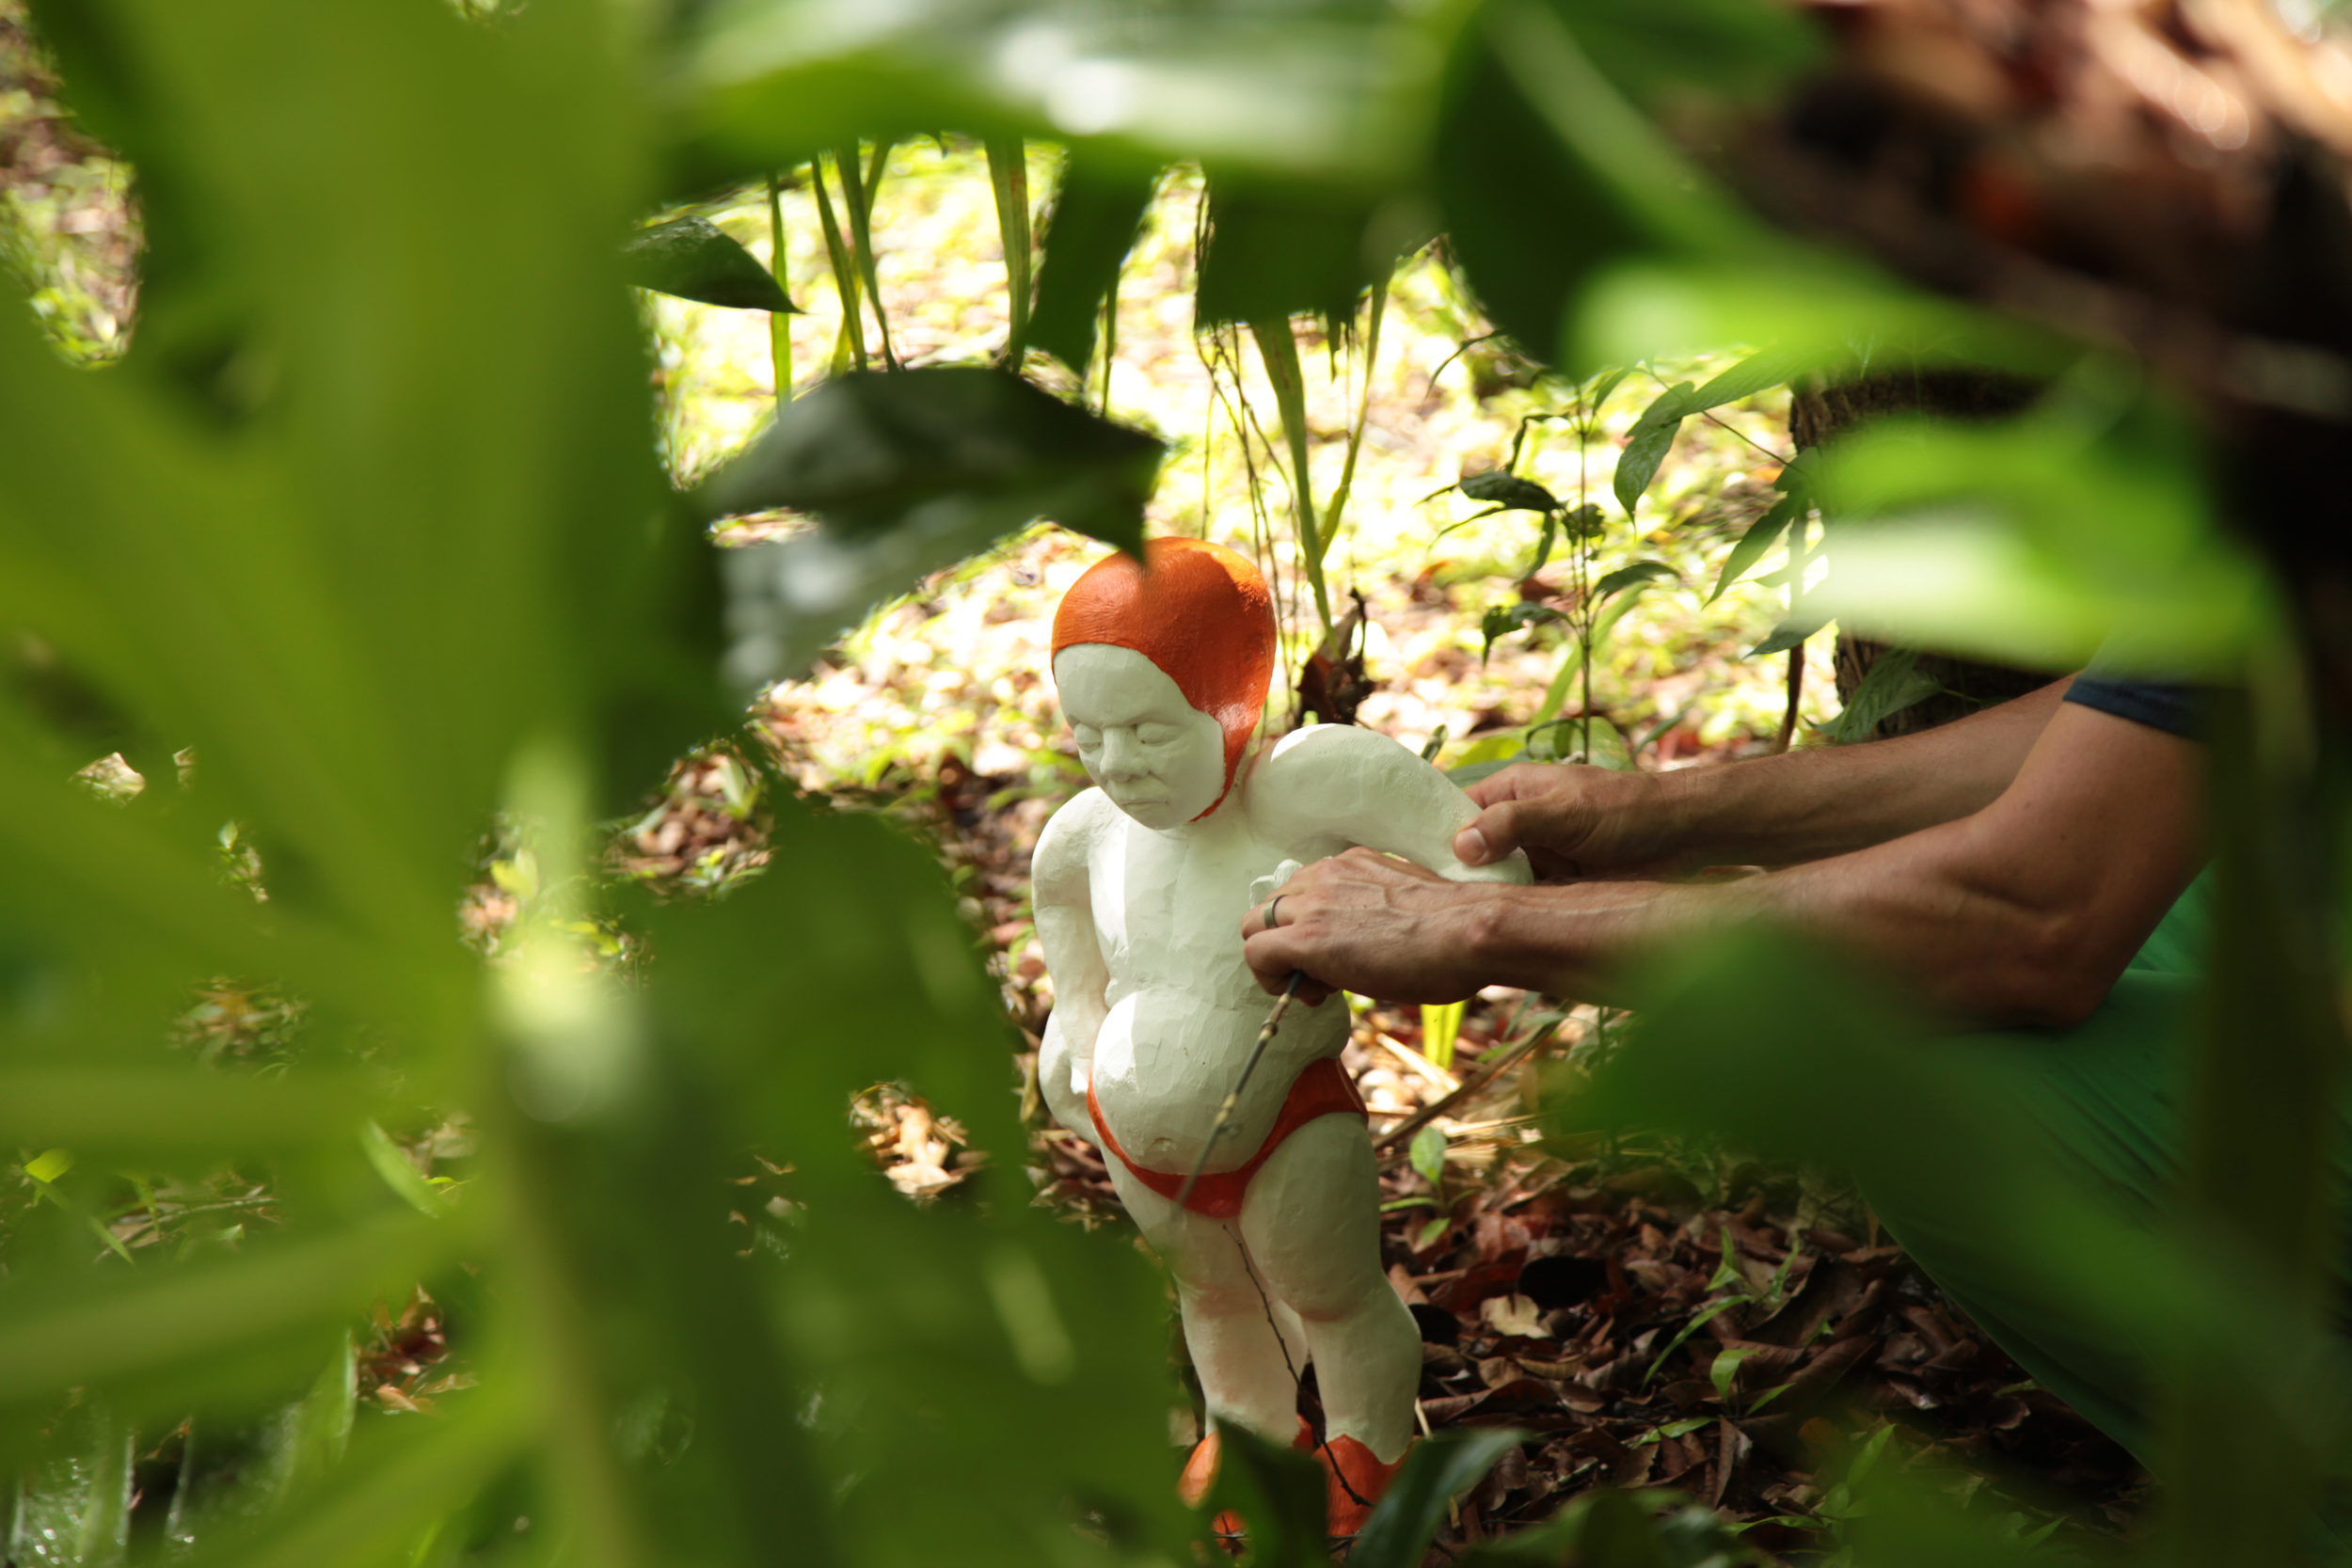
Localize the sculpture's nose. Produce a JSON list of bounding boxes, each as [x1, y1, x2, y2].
[[1097, 727, 1149, 780]]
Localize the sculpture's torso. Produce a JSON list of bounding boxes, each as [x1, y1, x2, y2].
[[1070, 780, 1348, 1175]]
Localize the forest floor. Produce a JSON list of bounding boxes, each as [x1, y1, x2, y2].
[[0, 40, 2153, 1560]]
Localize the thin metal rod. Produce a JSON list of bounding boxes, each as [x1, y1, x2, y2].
[[1173, 971, 1305, 1209]]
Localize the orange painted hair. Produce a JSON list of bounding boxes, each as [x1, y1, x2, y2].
[[1051, 539, 1277, 810]]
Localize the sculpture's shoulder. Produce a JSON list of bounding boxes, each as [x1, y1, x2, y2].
[[1252, 722, 1416, 796], [1034, 786, 1120, 900], [1248, 723, 1429, 831]]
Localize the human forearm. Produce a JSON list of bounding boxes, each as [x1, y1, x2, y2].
[[1647, 677, 2075, 868], [1271, 702, 2204, 1028], [1483, 702, 2204, 1023]]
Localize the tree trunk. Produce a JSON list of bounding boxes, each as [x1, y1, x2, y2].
[[1789, 367, 2056, 739]]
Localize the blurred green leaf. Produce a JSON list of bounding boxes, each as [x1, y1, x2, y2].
[[1203, 1423, 1328, 1566], [623, 215, 796, 311], [1196, 173, 1389, 327], [1027, 151, 1159, 376], [1596, 561, 1677, 599], [700, 367, 1161, 689], [0, 1213, 452, 1418], [674, 0, 1441, 189], [1811, 400, 2265, 674], [174, 1395, 530, 1568], [1461, 471, 1562, 513], [1349, 1428, 1526, 1568], [0, 1071, 375, 1159]]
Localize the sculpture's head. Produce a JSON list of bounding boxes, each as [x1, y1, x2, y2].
[[1051, 539, 1277, 829]]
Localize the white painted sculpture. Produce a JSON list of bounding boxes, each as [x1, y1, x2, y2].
[[1030, 540, 1532, 1535]]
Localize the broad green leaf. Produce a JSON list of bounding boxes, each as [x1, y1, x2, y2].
[[1709, 1342, 1759, 1404], [1409, 1124, 1449, 1186], [1828, 645, 1942, 743], [699, 368, 1162, 689], [1480, 602, 1567, 664], [1027, 152, 1159, 375], [1685, 341, 1813, 413], [623, 215, 796, 311], [1750, 610, 1828, 660], [1708, 490, 1801, 603], [1595, 560, 1676, 599], [1613, 381, 1695, 517], [1459, 471, 1562, 513], [1349, 1429, 1527, 1568]]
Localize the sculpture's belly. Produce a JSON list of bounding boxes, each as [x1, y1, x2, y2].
[[1089, 983, 1343, 1174]]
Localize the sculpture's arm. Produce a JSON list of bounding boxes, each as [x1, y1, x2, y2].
[[1032, 792, 1111, 1143], [1253, 725, 1534, 887]]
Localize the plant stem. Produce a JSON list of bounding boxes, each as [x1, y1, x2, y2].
[[1320, 277, 1388, 559], [808, 158, 866, 373], [765, 172, 791, 409], [1249, 316, 1332, 633], [985, 136, 1031, 362], [833, 140, 898, 370], [1774, 511, 1809, 753]]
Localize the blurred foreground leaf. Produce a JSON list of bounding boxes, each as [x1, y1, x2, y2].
[[702, 366, 1161, 689]]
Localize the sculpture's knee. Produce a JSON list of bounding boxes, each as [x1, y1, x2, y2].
[[1175, 1275, 1267, 1319]]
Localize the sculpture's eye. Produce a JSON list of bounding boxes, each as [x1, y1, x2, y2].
[[1135, 723, 1180, 747], [1072, 723, 1101, 749]]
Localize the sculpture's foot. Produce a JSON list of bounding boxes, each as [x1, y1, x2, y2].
[[1319, 1434, 1409, 1539]]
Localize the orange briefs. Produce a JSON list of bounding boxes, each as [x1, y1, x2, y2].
[[1087, 1056, 1368, 1219]]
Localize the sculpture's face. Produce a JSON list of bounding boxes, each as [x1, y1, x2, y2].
[[1053, 643, 1228, 829]]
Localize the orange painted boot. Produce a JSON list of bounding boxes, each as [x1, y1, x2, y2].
[[1319, 1434, 1410, 1539]]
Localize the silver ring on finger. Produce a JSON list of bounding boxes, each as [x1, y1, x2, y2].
[[1266, 895, 1284, 929]]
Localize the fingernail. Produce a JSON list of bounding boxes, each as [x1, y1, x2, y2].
[[1456, 826, 1489, 864]]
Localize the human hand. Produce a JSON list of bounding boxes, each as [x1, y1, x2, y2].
[[1453, 764, 1674, 882], [1240, 847, 1510, 1006]]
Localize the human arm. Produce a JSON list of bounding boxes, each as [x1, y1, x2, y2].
[[1032, 795, 1111, 1141], [1456, 677, 2076, 878], [1251, 724, 1534, 885], [1247, 702, 2204, 1027]]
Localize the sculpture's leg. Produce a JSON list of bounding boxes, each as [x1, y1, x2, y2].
[[1106, 1162, 1306, 1441], [1237, 1114, 1419, 1464]]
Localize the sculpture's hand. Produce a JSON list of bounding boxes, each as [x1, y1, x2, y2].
[[1246, 859, 1303, 909], [1241, 847, 1504, 1006], [1454, 763, 1675, 882]]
